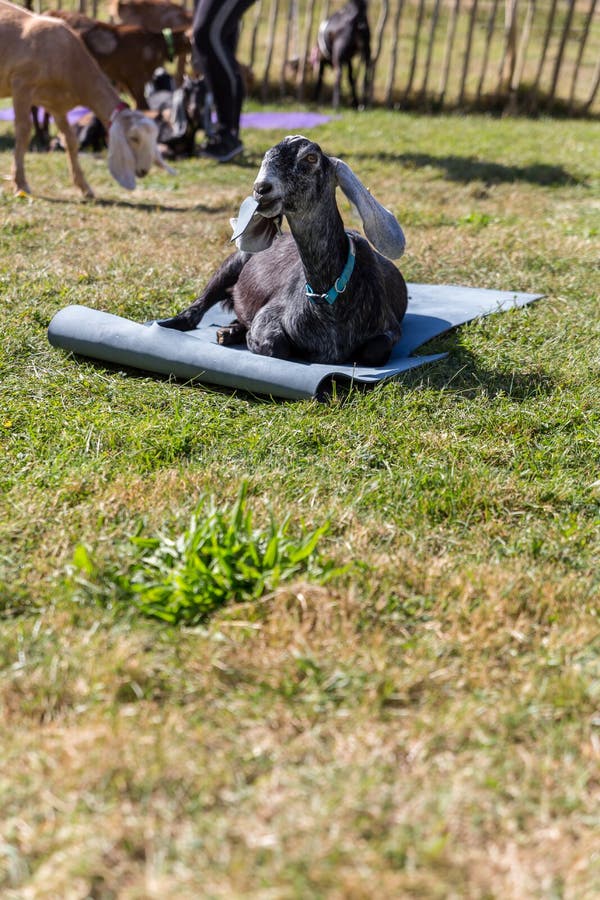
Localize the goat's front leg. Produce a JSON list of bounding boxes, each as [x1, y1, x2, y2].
[[159, 251, 249, 331], [12, 88, 33, 194], [314, 60, 326, 102], [347, 61, 359, 109], [53, 111, 94, 198], [333, 63, 342, 110]]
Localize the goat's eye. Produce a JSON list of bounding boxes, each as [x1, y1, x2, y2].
[[304, 152, 318, 164]]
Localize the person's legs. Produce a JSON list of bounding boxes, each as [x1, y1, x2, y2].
[[193, 0, 255, 159]]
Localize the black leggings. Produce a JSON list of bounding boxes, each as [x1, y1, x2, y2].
[[193, 0, 256, 137]]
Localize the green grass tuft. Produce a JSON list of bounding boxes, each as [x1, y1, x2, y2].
[[71, 482, 337, 624]]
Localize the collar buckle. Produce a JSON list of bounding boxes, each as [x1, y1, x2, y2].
[[306, 233, 356, 305]]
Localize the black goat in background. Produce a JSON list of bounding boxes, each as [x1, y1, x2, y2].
[[313, 0, 372, 109], [147, 70, 208, 159]]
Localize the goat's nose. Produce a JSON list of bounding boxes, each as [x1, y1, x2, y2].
[[253, 179, 273, 198]]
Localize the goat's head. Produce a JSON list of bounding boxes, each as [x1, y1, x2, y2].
[[108, 108, 165, 190], [253, 135, 335, 219], [233, 135, 405, 259]]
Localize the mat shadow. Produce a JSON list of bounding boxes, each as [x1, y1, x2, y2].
[[391, 331, 555, 401]]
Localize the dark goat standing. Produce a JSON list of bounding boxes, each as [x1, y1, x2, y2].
[[160, 135, 407, 366], [314, 0, 372, 109]]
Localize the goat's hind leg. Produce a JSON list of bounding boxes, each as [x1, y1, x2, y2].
[[53, 112, 94, 198], [11, 89, 34, 194], [352, 331, 397, 367], [246, 305, 294, 360], [159, 251, 249, 331]]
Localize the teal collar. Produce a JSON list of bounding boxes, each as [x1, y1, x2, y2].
[[306, 233, 356, 305], [162, 28, 175, 61]]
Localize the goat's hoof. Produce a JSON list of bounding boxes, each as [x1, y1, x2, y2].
[[216, 321, 247, 345], [158, 314, 197, 331]]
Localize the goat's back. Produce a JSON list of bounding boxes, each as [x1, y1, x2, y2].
[[0, 1, 106, 111], [318, 0, 370, 63], [112, 0, 192, 32]]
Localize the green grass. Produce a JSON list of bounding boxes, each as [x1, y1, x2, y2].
[[1, 107, 600, 897], [71, 482, 338, 625]]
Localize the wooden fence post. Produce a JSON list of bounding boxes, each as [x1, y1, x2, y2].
[[568, 0, 598, 112], [404, 0, 427, 102], [369, 0, 390, 104], [582, 50, 600, 113], [506, 0, 536, 111], [476, 0, 501, 104], [249, 0, 265, 72], [459, 0, 480, 106], [548, 0, 576, 107], [261, 0, 280, 100], [531, 0, 558, 101], [420, 0, 442, 103], [385, 0, 405, 107], [296, 0, 316, 100], [495, 0, 518, 101], [438, 0, 461, 107], [280, 0, 297, 97]]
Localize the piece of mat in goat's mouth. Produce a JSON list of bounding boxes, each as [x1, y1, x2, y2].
[[47, 284, 543, 401]]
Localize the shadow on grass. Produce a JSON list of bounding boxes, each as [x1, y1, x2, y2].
[[65, 352, 285, 406], [26, 195, 231, 215], [60, 325, 555, 407], [400, 153, 584, 187], [355, 151, 585, 187], [391, 333, 555, 401]]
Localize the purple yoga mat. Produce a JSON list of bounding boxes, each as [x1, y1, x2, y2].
[[0, 105, 89, 124], [0, 107, 333, 130], [241, 111, 334, 129]]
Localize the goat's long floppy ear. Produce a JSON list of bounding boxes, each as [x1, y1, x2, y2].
[[230, 196, 281, 253], [332, 158, 405, 259], [107, 117, 136, 190], [169, 87, 187, 140]]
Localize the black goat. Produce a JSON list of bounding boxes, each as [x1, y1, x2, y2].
[[150, 73, 208, 158], [159, 135, 407, 366], [313, 0, 372, 109]]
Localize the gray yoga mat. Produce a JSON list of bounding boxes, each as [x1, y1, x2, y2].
[[47, 284, 542, 400]]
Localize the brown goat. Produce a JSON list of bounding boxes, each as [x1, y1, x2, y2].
[[109, 0, 192, 32], [48, 10, 191, 110], [0, 0, 169, 196], [109, 0, 192, 82]]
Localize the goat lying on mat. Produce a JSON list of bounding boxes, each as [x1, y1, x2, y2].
[[0, 0, 170, 196], [160, 135, 407, 366]]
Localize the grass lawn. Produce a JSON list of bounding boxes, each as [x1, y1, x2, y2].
[[1, 106, 599, 897]]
